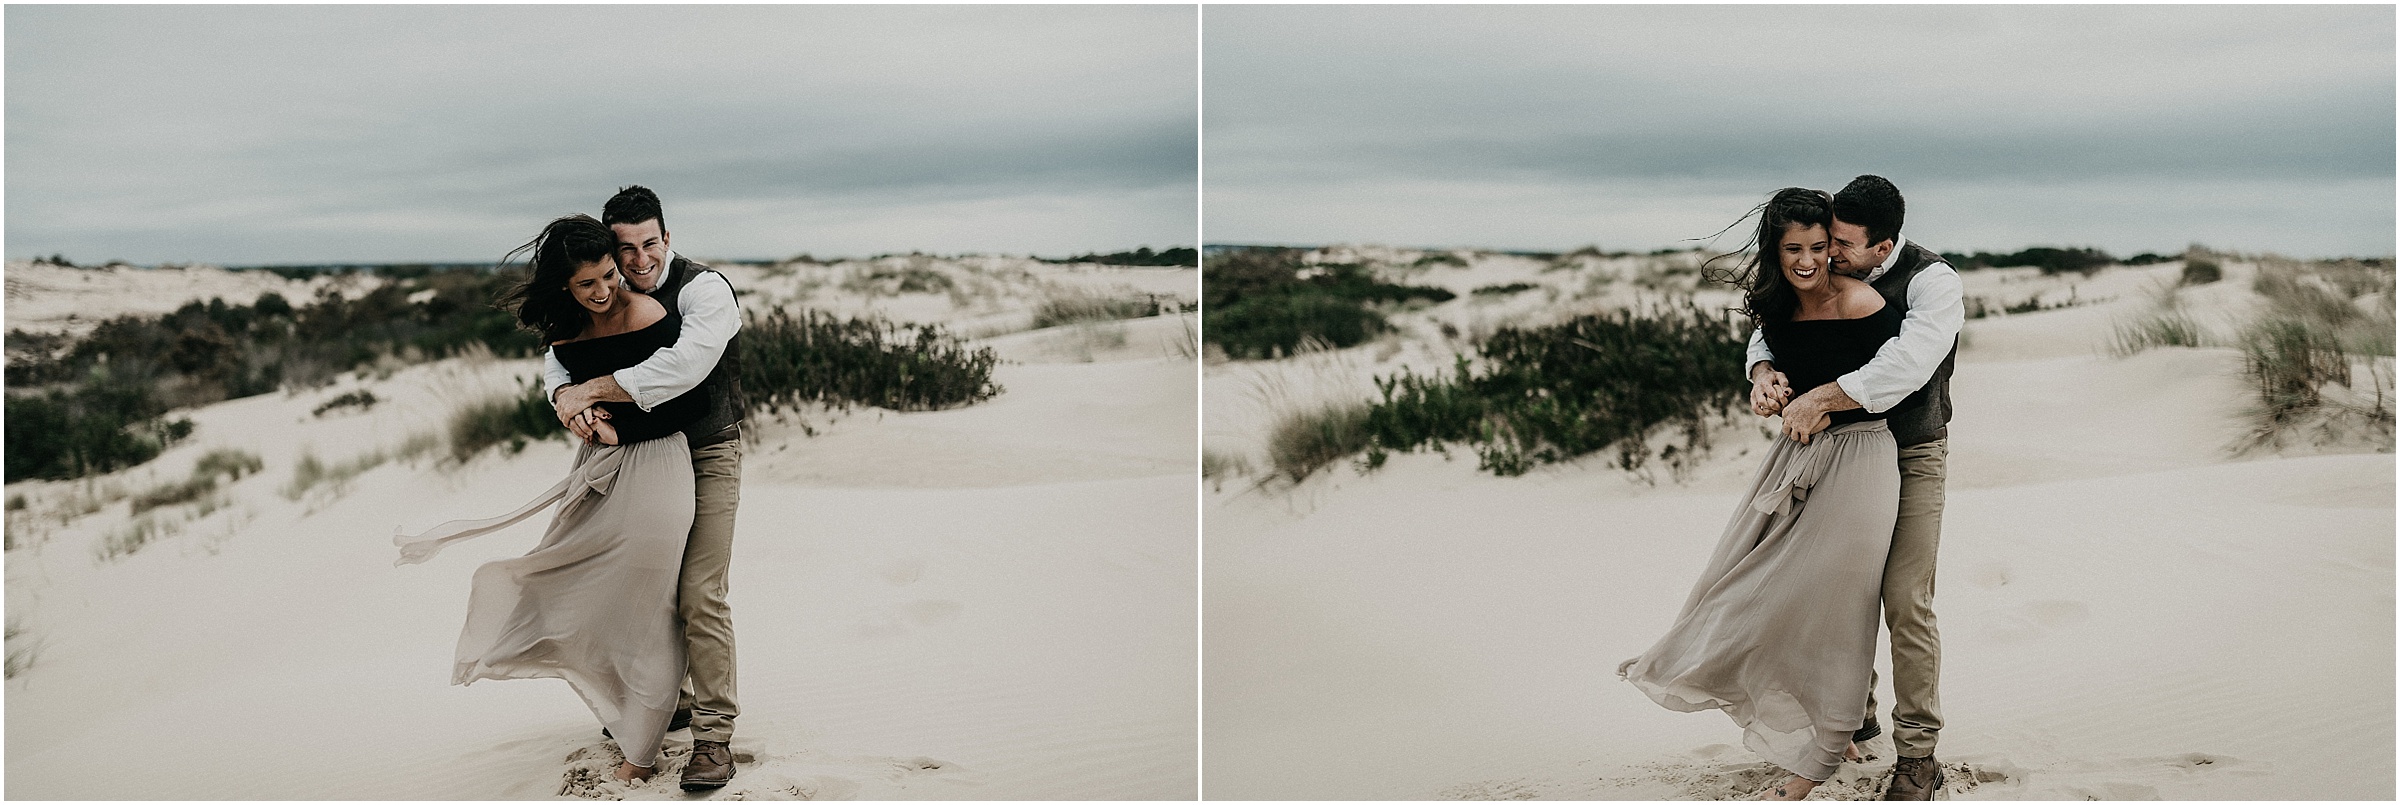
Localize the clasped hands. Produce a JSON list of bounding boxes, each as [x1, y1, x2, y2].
[[552, 383, 620, 446], [1749, 366, 1833, 445]]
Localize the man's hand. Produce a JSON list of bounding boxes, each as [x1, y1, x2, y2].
[[1779, 382, 1861, 444], [1749, 363, 1792, 418]]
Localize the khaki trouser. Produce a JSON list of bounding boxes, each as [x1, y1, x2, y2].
[[678, 436, 743, 743], [1865, 439, 1946, 759]]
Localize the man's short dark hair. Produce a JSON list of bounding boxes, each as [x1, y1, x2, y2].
[[1831, 175, 1904, 247], [602, 185, 666, 232]]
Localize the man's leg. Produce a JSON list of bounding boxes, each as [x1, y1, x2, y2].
[[679, 437, 743, 744], [1882, 439, 1948, 758]]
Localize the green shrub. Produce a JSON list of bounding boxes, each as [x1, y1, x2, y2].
[[1203, 248, 1455, 360], [740, 309, 1003, 416], [2180, 258, 2222, 286], [1359, 304, 1747, 477], [1472, 282, 1540, 297], [129, 475, 218, 516], [311, 389, 380, 417], [1042, 246, 1197, 267], [193, 448, 264, 481], [4, 379, 193, 482]]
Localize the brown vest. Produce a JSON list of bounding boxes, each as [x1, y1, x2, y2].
[[650, 256, 746, 446], [1868, 241, 1955, 446]]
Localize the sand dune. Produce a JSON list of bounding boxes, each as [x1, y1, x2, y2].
[[1203, 249, 2393, 799], [5, 256, 1198, 799]]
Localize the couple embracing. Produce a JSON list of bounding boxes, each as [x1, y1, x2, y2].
[[396, 186, 746, 789], [1619, 175, 1962, 801]]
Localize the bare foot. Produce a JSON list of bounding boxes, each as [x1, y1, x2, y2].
[[613, 761, 656, 783], [1845, 741, 1865, 763], [1758, 773, 1818, 801]]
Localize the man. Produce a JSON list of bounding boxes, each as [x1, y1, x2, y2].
[[547, 185, 747, 791], [1747, 175, 1961, 801]]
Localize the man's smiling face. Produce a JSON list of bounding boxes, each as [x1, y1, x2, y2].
[[611, 218, 671, 292]]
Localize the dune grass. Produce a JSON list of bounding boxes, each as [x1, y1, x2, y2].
[[2112, 283, 2213, 356], [1265, 399, 1373, 484], [1031, 287, 1166, 329], [444, 381, 561, 463], [2234, 257, 2396, 450], [283, 446, 395, 501]]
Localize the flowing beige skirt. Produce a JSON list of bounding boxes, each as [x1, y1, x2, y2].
[[1618, 420, 1899, 782], [396, 437, 695, 768]]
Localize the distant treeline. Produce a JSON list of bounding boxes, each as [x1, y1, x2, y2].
[[1939, 247, 2176, 274], [1042, 246, 1197, 267]]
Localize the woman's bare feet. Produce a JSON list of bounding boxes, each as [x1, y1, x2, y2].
[[1758, 773, 1819, 801], [1845, 741, 1866, 763], [613, 760, 656, 783]]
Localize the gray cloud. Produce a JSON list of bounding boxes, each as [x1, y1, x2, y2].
[[8, 5, 1196, 263], [1205, 5, 2394, 257]]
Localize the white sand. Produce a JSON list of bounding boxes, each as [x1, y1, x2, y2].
[[5, 257, 1197, 799], [1204, 249, 2393, 799]]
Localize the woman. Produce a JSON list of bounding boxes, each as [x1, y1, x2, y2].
[[1616, 188, 1902, 800], [395, 214, 708, 783]]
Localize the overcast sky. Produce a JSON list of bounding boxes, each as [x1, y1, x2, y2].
[[8, 5, 1196, 265], [1205, 5, 2394, 259]]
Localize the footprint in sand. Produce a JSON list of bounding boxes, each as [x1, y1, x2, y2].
[[1963, 562, 2012, 590], [877, 557, 926, 586], [854, 599, 965, 638], [1985, 599, 2091, 643]]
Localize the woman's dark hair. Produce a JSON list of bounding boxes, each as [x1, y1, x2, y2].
[[1702, 187, 1834, 326], [498, 214, 618, 344]]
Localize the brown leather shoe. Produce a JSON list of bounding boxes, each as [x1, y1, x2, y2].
[[681, 739, 735, 791], [1881, 755, 1943, 801]]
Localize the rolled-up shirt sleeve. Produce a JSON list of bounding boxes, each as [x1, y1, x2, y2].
[[1745, 326, 1777, 377], [542, 349, 573, 408], [1835, 263, 1964, 414], [615, 272, 743, 411]]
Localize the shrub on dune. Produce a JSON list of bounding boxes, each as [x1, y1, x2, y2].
[[1362, 304, 1747, 478], [1204, 248, 1455, 360]]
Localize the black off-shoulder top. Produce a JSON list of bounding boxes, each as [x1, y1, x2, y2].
[[1761, 302, 1905, 428], [553, 312, 708, 445]]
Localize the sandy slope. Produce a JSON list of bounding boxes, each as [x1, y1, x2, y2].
[[5, 257, 1198, 799], [1203, 249, 2393, 799]]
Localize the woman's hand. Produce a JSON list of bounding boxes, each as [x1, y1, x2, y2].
[[571, 408, 613, 445], [590, 417, 621, 446], [1749, 367, 1791, 417]]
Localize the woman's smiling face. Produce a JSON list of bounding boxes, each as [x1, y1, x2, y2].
[[565, 255, 623, 315], [1777, 221, 1832, 294]]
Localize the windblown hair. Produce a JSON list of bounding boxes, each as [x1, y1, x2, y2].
[[1702, 187, 1835, 327], [1831, 174, 1904, 248], [498, 214, 619, 344], [602, 185, 666, 232]]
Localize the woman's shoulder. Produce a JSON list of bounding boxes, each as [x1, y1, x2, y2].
[[624, 292, 668, 329], [1836, 280, 1888, 319]]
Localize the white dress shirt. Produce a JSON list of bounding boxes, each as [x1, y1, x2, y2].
[[1744, 234, 1965, 414], [544, 250, 744, 412]]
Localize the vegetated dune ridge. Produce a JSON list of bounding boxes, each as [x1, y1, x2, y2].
[[1203, 246, 2392, 800], [4, 255, 1198, 799]]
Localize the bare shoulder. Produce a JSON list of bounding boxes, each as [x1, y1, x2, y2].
[[1838, 279, 1888, 317], [625, 292, 668, 328]]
